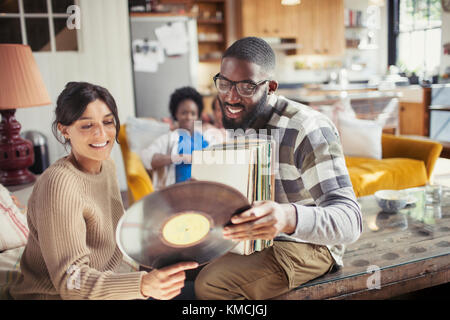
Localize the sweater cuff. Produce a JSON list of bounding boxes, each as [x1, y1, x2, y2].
[[101, 271, 148, 300], [291, 203, 316, 239]]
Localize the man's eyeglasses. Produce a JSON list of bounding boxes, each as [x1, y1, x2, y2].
[[213, 73, 269, 98]]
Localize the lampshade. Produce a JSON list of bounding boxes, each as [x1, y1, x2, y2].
[[0, 44, 51, 186], [0, 44, 51, 109]]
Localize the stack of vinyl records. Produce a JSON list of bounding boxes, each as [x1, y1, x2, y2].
[[192, 136, 275, 255]]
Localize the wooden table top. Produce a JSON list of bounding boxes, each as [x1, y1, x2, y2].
[[274, 186, 450, 299]]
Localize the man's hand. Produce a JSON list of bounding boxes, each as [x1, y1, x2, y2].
[[140, 261, 198, 300], [222, 201, 297, 240], [171, 154, 192, 165]]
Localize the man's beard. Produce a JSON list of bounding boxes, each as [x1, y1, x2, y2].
[[220, 91, 268, 131]]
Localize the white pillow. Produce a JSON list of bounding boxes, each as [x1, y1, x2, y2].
[[125, 117, 170, 154], [0, 184, 29, 252], [338, 115, 382, 159], [314, 97, 356, 131]]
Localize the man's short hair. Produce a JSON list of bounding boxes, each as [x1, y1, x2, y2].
[[223, 37, 275, 75]]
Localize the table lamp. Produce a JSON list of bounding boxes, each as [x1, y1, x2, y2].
[[0, 44, 51, 186]]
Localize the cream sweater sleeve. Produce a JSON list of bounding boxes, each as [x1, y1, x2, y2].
[[33, 167, 147, 300]]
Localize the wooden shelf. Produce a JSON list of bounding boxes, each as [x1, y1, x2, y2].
[[197, 18, 224, 24], [194, 0, 227, 61], [199, 58, 221, 62]]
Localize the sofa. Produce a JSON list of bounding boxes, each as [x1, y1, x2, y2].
[[346, 134, 442, 197], [118, 123, 443, 204]]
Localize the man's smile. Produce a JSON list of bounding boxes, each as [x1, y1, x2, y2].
[[224, 103, 245, 119]]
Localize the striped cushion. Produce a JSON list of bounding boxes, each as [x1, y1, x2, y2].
[[0, 246, 24, 300], [0, 184, 29, 252]]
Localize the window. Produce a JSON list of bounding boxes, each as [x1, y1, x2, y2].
[[0, 0, 78, 52], [395, 0, 442, 77]]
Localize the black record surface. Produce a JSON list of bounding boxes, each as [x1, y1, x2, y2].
[[116, 180, 251, 269]]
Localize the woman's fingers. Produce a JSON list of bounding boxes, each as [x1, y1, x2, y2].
[[161, 261, 199, 276], [141, 261, 198, 299]]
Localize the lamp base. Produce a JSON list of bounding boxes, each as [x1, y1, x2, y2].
[[0, 169, 35, 186], [0, 109, 36, 186]]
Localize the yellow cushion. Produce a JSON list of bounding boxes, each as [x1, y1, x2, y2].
[[346, 157, 428, 197], [382, 134, 442, 181], [118, 124, 154, 205]]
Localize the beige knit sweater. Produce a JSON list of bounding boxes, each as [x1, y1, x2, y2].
[[10, 157, 147, 300]]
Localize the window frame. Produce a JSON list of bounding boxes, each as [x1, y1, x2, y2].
[[0, 0, 79, 52], [389, 0, 442, 73]]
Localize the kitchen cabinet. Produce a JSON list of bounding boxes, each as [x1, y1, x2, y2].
[[236, 0, 297, 38], [194, 0, 228, 62], [398, 87, 431, 136], [311, 0, 345, 55], [235, 0, 345, 55]]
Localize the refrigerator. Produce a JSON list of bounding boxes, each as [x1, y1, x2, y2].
[[130, 16, 199, 119]]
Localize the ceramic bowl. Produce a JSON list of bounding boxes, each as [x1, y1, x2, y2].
[[374, 190, 409, 213]]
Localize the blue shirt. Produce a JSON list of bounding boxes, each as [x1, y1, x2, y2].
[[175, 130, 209, 183]]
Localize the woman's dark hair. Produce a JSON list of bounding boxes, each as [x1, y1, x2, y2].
[[52, 81, 121, 146], [169, 86, 204, 121]]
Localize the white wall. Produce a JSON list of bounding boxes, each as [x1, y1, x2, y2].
[[15, 0, 135, 191]]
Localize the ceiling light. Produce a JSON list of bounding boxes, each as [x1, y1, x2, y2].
[[281, 0, 301, 6]]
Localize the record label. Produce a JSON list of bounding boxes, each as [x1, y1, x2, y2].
[[161, 212, 212, 247]]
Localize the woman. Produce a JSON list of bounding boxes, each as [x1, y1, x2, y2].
[[140, 86, 209, 190], [9, 82, 197, 300]]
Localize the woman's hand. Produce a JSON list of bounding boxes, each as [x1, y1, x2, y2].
[[223, 201, 297, 240], [140, 261, 198, 300]]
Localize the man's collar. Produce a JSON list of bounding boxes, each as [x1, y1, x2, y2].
[[249, 93, 279, 130]]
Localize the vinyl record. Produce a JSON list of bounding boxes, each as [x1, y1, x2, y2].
[[116, 180, 251, 269]]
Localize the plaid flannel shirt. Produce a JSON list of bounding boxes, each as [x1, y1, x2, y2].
[[265, 94, 362, 267]]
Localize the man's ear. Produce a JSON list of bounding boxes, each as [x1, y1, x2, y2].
[[268, 80, 278, 94]]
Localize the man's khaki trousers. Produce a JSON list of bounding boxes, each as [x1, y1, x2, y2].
[[194, 241, 334, 300]]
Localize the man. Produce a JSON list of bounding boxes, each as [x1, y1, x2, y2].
[[194, 37, 362, 300]]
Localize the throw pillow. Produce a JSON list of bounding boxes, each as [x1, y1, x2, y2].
[[338, 115, 383, 160], [0, 184, 29, 252], [0, 246, 25, 299], [313, 97, 356, 131], [125, 117, 170, 154]]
